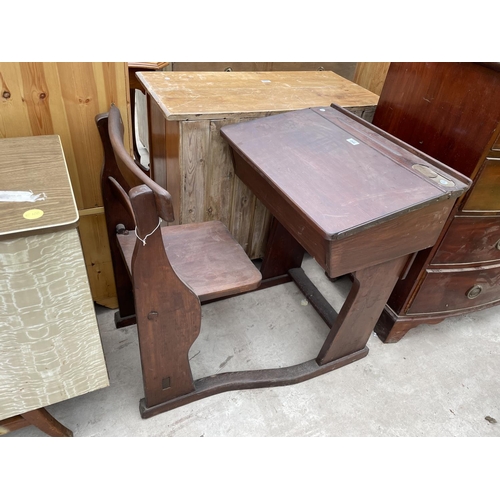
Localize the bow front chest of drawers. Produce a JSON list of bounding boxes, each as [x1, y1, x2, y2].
[[373, 62, 500, 342]]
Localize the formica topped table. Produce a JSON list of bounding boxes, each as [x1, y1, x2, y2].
[[221, 105, 471, 366], [0, 136, 109, 436], [136, 71, 380, 259]]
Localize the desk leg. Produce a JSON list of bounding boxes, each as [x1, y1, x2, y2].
[[260, 218, 305, 282], [317, 256, 407, 364]]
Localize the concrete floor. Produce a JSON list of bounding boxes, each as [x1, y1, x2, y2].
[[5, 254, 500, 438]]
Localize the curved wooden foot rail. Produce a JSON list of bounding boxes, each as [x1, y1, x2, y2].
[[139, 347, 368, 418], [138, 256, 406, 418]]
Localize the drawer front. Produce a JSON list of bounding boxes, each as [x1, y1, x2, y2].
[[408, 265, 500, 314], [462, 159, 500, 212], [432, 216, 500, 265]]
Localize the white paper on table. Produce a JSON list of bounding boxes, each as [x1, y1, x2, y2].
[[0, 190, 47, 202]]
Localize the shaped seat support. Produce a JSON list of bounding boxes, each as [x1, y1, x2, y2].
[[97, 104, 261, 414]]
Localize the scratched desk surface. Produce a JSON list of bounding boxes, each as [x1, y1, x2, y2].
[[221, 106, 470, 240]]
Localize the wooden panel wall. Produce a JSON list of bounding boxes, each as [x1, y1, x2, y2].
[[0, 62, 132, 308]]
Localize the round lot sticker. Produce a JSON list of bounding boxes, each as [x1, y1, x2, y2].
[[23, 209, 44, 220]]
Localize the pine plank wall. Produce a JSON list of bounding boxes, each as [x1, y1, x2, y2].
[[0, 62, 132, 309]]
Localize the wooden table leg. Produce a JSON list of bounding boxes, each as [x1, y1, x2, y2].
[[21, 408, 73, 437], [259, 218, 305, 284], [1, 408, 73, 437], [317, 255, 408, 364]]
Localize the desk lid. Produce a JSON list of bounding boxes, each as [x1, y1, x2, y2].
[[0, 135, 78, 238], [136, 71, 379, 121], [221, 105, 472, 240]]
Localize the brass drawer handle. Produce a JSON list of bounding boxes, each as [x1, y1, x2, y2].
[[496, 239, 500, 251], [224, 67, 233, 72], [466, 285, 483, 299]]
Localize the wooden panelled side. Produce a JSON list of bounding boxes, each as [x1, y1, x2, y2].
[[0, 62, 131, 308], [230, 176, 256, 254], [178, 116, 274, 257], [353, 63, 391, 96], [179, 121, 210, 224], [206, 120, 238, 228], [249, 199, 272, 258]]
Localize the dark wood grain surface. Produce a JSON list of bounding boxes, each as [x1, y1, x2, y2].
[[222, 103, 470, 380], [118, 221, 262, 302], [408, 265, 500, 314], [221, 106, 469, 242], [432, 216, 500, 265], [372, 62, 500, 179]]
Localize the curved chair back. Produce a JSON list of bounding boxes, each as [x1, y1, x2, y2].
[[109, 104, 174, 222]]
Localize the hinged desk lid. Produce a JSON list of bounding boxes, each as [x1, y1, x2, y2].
[[0, 135, 78, 238], [221, 106, 471, 240]]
